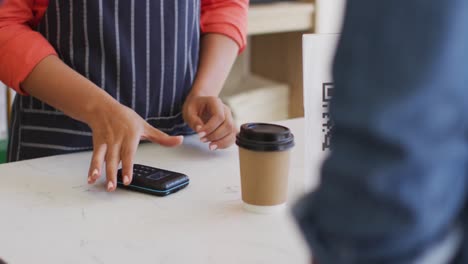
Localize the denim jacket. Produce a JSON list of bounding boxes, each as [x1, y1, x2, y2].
[[294, 0, 468, 263]]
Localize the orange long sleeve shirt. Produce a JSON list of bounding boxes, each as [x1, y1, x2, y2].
[[0, 0, 248, 93]]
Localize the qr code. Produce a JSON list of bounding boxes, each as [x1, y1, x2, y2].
[[322, 82, 334, 151]]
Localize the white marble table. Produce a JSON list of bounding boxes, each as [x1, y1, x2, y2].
[[0, 119, 310, 264]]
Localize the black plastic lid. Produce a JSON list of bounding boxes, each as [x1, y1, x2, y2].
[[236, 123, 295, 152]]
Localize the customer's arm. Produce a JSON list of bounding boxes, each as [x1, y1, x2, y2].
[[294, 0, 468, 263]]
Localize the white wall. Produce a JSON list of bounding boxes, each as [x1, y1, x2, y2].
[[315, 0, 346, 34], [0, 82, 7, 139]]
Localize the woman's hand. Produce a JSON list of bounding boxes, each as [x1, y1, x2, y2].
[[21, 56, 183, 192], [181, 33, 239, 150], [87, 102, 183, 192], [183, 95, 236, 150]]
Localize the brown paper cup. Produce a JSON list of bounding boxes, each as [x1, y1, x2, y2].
[[239, 147, 291, 213], [236, 123, 294, 214]]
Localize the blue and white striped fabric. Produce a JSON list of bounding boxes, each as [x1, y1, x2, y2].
[[8, 0, 200, 162]]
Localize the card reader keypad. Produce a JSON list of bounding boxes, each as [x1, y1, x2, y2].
[[133, 165, 157, 177]]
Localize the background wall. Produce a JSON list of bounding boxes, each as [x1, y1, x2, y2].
[[315, 0, 346, 34], [0, 82, 7, 140]]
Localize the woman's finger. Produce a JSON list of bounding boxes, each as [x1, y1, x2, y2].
[[202, 106, 234, 143], [210, 131, 236, 150], [105, 144, 121, 192], [120, 136, 139, 186], [143, 123, 184, 147], [88, 143, 107, 184], [199, 99, 225, 137], [184, 102, 204, 131]]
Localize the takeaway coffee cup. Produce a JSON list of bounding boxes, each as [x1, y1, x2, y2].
[[236, 123, 295, 213]]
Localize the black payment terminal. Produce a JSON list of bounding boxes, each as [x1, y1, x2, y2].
[[116, 164, 189, 196]]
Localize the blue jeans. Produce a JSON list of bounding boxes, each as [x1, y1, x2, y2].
[[294, 0, 468, 263]]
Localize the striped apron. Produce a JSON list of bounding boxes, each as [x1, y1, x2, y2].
[[8, 0, 200, 162]]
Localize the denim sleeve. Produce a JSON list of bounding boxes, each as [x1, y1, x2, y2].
[[295, 0, 468, 263]]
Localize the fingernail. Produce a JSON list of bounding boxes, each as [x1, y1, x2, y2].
[[201, 137, 208, 143], [123, 175, 130, 185], [92, 168, 99, 179], [198, 132, 206, 138], [196, 125, 202, 132], [107, 181, 114, 191], [87, 176, 92, 184], [210, 144, 218, 151]]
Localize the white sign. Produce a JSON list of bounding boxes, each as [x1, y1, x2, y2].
[[302, 34, 339, 191]]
